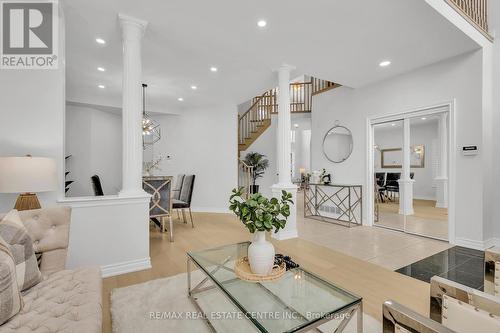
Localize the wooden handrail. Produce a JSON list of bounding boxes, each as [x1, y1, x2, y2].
[[239, 90, 271, 120], [238, 77, 336, 148]]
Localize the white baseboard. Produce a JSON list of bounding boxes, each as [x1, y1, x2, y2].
[[101, 257, 151, 278], [484, 238, 500, 249], [454, 237, 500, 251], [190, 207, 231, 214], [413, 195, 437, 201]]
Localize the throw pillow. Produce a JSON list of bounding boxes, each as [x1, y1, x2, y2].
[[0, 236, 23, 325], [0, 210, 42, 291]]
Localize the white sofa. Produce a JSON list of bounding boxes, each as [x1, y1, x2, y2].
[[0, 207, 102, 333]]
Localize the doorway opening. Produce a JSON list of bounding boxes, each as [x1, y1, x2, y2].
[[371, 105, 451, 241]]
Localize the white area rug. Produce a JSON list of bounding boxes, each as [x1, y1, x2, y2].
[[111, 271, 381, 333]]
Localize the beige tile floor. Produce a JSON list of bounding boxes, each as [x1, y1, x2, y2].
[[297, 192, 453, 270]]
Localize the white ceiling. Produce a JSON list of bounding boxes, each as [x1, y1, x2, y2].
[[64, 0, 479, 114]]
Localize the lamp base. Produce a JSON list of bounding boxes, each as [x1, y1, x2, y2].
[[14, 193, 41, 211]]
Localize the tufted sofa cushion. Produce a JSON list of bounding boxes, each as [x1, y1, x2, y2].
[[0, 267, 102, 333]]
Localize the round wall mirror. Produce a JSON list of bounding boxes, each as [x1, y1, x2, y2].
[[323, 125, 353, 163]]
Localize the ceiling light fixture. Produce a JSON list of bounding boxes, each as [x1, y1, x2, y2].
[[95, 38, 106, 45], [391, 123, 396, 126], [178, 97, 184, 102], [97, 67, 106, 72], [257, 20, 267, 28], [379, 60, 391, 67], [294, 124, 299, 128], [142, 83, 161, 149], [210, 66, 218, 72], [191, 85, 197, 90], [98, 84, 105, 89], [421, 117, 427, 120]]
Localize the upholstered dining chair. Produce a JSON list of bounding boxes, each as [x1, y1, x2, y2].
[[91, 175, 104, 196], [383, 276, 500, 332], [172, 175, 195, 227], [172, 174, 185, 200]]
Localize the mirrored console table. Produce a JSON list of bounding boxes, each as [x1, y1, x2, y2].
[[304, 183, 362, 227]]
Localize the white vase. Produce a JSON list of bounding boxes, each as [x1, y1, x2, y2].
[[248, 231, 275, 275]]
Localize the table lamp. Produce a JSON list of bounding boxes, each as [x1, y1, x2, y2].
[[0, 156, 58, 211]]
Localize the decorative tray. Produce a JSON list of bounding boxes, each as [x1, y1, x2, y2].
[[235, 257, 286, 282]]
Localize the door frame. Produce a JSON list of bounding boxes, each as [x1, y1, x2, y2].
[[365, 101, 456, 243]]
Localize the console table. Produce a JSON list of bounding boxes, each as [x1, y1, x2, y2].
[[304, 183, 362, 227], [142, 176, 173, 241]]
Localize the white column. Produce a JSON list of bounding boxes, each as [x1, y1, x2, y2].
[[271, 64, 298, 240], [398, 118, 414, 215], [119, 14, 148, 197], [435, 113, 448, 208]]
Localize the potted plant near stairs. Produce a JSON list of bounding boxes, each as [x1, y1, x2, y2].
[[229, 187, 293, 275], [243, 152, 269, 194]]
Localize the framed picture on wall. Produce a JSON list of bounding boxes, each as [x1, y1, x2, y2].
[[381, 145, 425, 168]]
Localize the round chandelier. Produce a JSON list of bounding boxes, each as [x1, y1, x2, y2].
[[142, 83, 161, 149]]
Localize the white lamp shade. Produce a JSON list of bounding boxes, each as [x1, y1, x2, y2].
[[0, 157, 58, 193]]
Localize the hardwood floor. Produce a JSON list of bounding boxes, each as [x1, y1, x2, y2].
[[102, 211, 441, 333], [376, 199, 449, 239]]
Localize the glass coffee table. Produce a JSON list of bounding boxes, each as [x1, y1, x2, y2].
[[187, 242, 363, 333]]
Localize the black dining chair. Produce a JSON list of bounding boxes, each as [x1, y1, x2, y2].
[[385, 172, 401, 200], [91, 175, 104, 196], [172, 175, 195, 227]]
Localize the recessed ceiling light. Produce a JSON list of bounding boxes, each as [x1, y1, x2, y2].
[[98, 84, 106, 89], [95, 38, 106, 45], [391, 123, 396, 126], [177, 97, 184, 101], [294, 123, 299, 128], [379, 60, 391, 67], [210, 66, 218, 72], [257, 20, 267, 28], [97, 67, 106, 72], [191, 85, 197, 90], [421, 117, 427, 120]]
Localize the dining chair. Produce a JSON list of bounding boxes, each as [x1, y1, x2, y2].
[[91, 175, 104, 196], [172, 175, 195, 227]]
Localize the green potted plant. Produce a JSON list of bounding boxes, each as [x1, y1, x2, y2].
[[229, 187, 293, 275], [243, 152, 269, 194]]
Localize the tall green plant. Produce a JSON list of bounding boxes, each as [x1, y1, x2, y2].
[[229, 187, 293, 233], [243, 152, 269, 186]]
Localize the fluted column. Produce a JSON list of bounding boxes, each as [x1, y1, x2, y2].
[[398, 118, 414, 215], [119, 14, 148, 197], [435, 113, 448, 208], [271, 64, 298, 240]]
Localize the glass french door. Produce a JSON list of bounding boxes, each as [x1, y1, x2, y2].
[[372, 110, 449, 241], [373, 120, 405, 231]]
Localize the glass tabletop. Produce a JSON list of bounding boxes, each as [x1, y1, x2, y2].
[[188, 242, 362, 333]]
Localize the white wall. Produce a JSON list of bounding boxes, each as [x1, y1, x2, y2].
[[65, 104, 122, 196], [311, 51, 484, 246], [146, 105, 238, 212], [374, 120, 439, 200], [0, 11, 65, 212]]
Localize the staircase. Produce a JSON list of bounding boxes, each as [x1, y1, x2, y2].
[[238, 77, 339, 153]]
